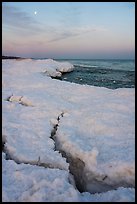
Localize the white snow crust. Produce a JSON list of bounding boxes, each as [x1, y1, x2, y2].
[[2, 59, 135, 202]]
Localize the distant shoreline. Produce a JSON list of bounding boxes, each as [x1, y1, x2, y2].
[[2, 56, 134, 61], [2, 56, 25, 59]]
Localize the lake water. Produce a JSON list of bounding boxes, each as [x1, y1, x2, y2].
[[56, 59, 135, 89]]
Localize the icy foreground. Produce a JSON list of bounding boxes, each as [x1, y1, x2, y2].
[[2, 59, 135, 202]]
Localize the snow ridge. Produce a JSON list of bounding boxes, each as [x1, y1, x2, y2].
[[5, 94, 34, 107], [2, 107, 69, 170], [2, 129, 66, 170]]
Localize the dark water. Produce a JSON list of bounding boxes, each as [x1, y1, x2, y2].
[[56, 59, 135, 89]]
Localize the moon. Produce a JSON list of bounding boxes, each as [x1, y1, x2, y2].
[[34, 11, 37, 15]]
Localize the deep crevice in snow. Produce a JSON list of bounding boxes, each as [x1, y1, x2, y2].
[[50, 112, 64, 151], [56, 147, 134, 194], [60, 150, 86, 193], [50, 113, 134, 194], [50, 112, 86, 192]]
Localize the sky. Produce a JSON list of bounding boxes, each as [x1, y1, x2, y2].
[[2, 2, 135, 59]]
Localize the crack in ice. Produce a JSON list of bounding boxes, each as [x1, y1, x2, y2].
[[50, 112, 86, 192], [2, 136, 66, 171], [50, 112, 135, 194], [50, 111, 64, 151]]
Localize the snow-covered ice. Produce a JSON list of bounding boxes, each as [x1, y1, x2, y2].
[[2, 153, 134, 202], [2, 153, 79, 202], [2, 59, 135, 202]]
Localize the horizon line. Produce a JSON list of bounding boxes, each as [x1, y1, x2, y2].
[[2, 55, 135, 61]]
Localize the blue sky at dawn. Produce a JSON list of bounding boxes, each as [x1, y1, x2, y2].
[[2, 2, 135, 59]]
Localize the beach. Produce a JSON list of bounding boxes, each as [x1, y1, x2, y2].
[[2, 59, 135, 202]]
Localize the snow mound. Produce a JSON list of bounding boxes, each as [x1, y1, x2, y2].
[[42, 59, 74, 77], [2, 58, 74, 78], [7, 95, 34, 106]]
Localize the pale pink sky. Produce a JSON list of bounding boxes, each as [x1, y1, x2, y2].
[[2, 2, 135, 59]]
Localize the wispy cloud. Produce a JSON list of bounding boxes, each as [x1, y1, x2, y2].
[[2, 4, 107, 43], [48, 26, 107, 43], [48, 31, 79, 43], [2, 4, 43, 35]]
